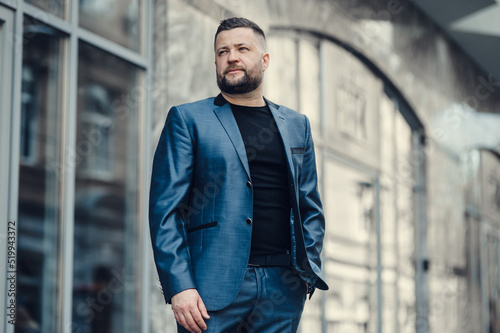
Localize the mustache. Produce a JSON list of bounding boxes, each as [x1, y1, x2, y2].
[[224, 66, 246, 75]]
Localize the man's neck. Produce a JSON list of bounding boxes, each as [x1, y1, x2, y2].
[[221, 89, 266, 107]]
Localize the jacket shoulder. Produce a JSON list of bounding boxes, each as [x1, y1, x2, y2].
[[280, 105, 305, 120], [267, 99, 308, 125], [174, 97, 216, 113], [165, 97, 216, 126]]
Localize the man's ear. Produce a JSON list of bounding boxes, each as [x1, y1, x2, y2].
[[262, 53, 270, 72]]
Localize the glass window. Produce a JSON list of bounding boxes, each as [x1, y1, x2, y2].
[[71, 41, 141, 333], [0, 18, 3, 75], [79, 0, 141, 52], [25, 0, 66, 19], [0, 20, 3, 158], [0, 10, 15, 317], [16, 17, 65, 333], [0, 14, 7, 158]]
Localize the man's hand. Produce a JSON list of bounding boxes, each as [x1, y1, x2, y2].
[[171, 289, 210, 333]]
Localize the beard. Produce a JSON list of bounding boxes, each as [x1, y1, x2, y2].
[[217, 66, 263, 95]]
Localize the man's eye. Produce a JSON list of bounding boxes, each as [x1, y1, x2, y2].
[[239, 47, 248, 51], [219, 50, 227, 55]]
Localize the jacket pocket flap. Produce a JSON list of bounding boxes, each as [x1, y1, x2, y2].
[[187, 221, 218, 233]]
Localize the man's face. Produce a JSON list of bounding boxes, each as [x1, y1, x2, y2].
[[215, 27, 269, 95]]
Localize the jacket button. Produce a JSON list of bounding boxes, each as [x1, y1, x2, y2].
[[246, 218, 252, 225], [246, 181, 252, 188]]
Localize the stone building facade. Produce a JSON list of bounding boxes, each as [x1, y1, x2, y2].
[[151, 0, 500, 332]]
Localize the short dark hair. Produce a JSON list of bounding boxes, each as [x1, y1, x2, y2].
[[214, 17, 266, 50]]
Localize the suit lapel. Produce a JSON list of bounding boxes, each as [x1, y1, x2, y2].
[[212, 95, 296, 182], [213, 103, 251, 179], [267, 102, 296, 182]]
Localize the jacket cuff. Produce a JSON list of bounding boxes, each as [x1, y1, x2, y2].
[[163, 283, 197, 304], [158, 273, 197, 305]]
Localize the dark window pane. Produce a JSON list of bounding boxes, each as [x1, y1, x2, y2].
[[71, 41, 141, 333], [17, 17, 64, 333], [79, 0, 140, 52]]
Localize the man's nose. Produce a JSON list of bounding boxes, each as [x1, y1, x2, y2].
[[228, 50, 239, 63]]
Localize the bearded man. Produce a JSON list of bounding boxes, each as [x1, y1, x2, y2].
[[149, 17, 328, 333]]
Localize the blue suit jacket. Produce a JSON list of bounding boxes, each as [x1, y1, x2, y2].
[[149, 94, 328, 311]]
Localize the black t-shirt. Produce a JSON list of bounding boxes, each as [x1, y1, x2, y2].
[[229, 102, 291, 256]]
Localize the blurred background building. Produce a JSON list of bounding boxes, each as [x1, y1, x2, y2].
[[1, 0, 499, 332]]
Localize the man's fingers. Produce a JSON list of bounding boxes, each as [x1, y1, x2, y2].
[[175, 313, 190, 332], [171, 289, 208, 332], [185, 311, 203, 333], [173, 311, 180, 324], [173, 304, 198, 333], [198, 297, 210, 320], [190, 307, 208, 331], [178, 311, 202, 333]]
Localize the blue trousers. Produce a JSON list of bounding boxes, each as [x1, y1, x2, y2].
[[177, 266, 307, 333]]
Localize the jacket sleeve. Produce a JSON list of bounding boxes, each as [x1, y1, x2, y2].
[[149, 106, 197, 304], [298, 115, 328, 290]]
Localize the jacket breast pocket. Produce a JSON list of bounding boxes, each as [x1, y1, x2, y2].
[[187, 221, 218, 233], [291, 147, 306, 154]]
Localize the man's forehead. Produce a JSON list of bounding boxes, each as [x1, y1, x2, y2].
[[215, 27, 259, 47]]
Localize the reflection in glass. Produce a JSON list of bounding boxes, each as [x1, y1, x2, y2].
[[0, 19, 4, 163], [79, 0, 140, 52], [72, 41, 141, 333], [26, 0, 66, 19], [16, 18, 64, 333], [0, 21, 4, 106], [0, 20, 3, 76]]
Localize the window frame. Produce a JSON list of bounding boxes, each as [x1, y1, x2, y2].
[[0, 5, 16, 333], [1, 1, 153, 332]]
